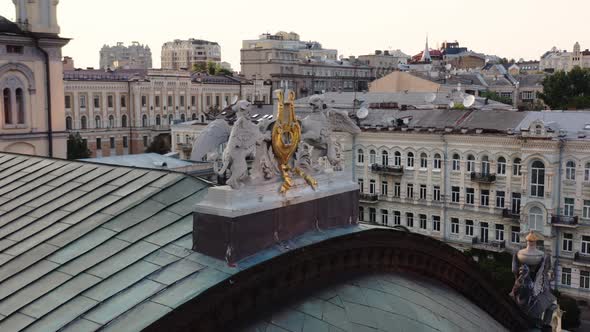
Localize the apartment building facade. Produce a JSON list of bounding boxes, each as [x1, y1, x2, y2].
[[161, 39, 221, 70]]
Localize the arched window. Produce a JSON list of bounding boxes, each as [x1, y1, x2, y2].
[[95, 115, 101, 129], [192, 113, 197, 120], [168, 114, 173, 124], [357, 149, 364, 164], [420, 153, 428, 168], [481, 155, 490, 175], [381, 150, 388, 166], [108, 115, 115, 128], [497, 157, 506, 175], [452, 154, 460, 171], [433, 153, 441, 169], [394, 151, 401, 166], [142, 114, 148, 127], [369, 150, 376, 164], [585, 162, 590, 182], [529, 206, 544, 231], [535, 125, 542, 135], [467, 155, 475, 172], [513, 158, 522, 176], [81, 116, 87, 129], [15, 88, 24, 124], [156, 115, 161, 126], [181, 114, 186, 122], [530, 160, 545, 197], [65, 116, 72, 130], [121, 115, 127, 128], [3, 88, 11, 124], [565, 161, 576, 180], [407, 152, 414, 167]]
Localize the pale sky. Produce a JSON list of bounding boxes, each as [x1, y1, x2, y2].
[[2, 0, 590, 71]]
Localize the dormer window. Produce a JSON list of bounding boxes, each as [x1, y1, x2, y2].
[[535, 125, 543, 135]]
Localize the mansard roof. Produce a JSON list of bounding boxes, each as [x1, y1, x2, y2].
[[0, 16, 23, 35]]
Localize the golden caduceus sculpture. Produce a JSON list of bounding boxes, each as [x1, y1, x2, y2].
[[272, 89, 317, 193]]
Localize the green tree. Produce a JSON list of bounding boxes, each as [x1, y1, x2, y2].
[[145, 135, 170, 154], [480, 90, 513, 105], [207, 61, 218, 75], [217, 67, 233, 76], [191, 62, 207, 73], [538, 66, 590, 109], [66, 132, 91, 160]]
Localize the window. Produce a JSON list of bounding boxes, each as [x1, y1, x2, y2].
[[143, 136, 148, 147], [530, 161, 545, 197], [433, 154, 441, 170], [407, 152, 414, 167], [432, 216, 440, 232], [433, 186, 441, 201], [535, 125, 542, 135], [467, 155, 475, 172], [496, 191, 505, 208], [393, 183, 401, 197], [562, 233, 573, 252], [497, 157, 506, 175], [582, 236, 590, 255], [561, 268, 572, 286], [419, 214, 427, 230], [581, 270, 590, 289], [357, 149, 364, 164], [369, 180, 376, 194], [14, 88, 24, 124], [465, 220, 474, 236], [121, 96, 126, 108], [584, 200, 590, 219], [369, 150, 376, 164], [420, 153, 428, 169], [529, 206, 544, 231], [6, 45, 23, 54], [381, 209, 389, 225], [585, 162, 590, 182], [369, 208, 376, 223], [513, 158, 522, 176], [156, 115, 161, 126], [466, 188, 474, 205], [81, 116, 87, 129], [495, 224, 504, 241], [480, 222, 489, 243], [142, 114, 148, 127], [381, 150, 388, 166], [123, 136, 128, 148], [65, 116, 72, 130], [192, 113, 197, 120], [95, 115, 101, 128], [3, 88, 12, 124], [394, 151, 401, 166], [80, 95, 87, 109], [96, 137, 102, 150], [564, 198, 575, 217], [358, 178, 364, 192], [107, 95, 114, 108], [191, 96, 196, 106], [406, 213, 414, 227], [511, 193, 521, 214], [419, 184, 427, 200], [481, 190, 490, 207], [65, 95, 71, 109], [511, 226, 520, 243], [181, 114, 186, 122], [108, 115, 115, 128], [451, 218, 459, 234], [155, 96, 161, 107], [451, 186, 460, 203], [393, 211, 401, 225], [566, 161, 576, 181], [110, 137, 115, 149], [121, 115, 127, 128], [481, 156, 490, 175], [358, 206, 364, 222], [452, 154, 460, 171], [94, 95, 100, 108], [180, 95, 185, 107], [381, 181, 388, 196], [168, 95, 173, 107]]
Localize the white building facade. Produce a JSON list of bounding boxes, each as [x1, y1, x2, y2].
[[161, 39, 221, 70], [540, 42, 590, 72], [99, 42, 152, 70]]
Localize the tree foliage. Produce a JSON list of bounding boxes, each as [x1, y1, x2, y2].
[[67, 132, 91, 160], [192, 61, 233, 76], [145, 135, 170, 154], [480, 90, 513, 105], [538, 66, 590, 110]]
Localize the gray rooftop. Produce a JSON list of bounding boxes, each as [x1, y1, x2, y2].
[[80, 153, 200, 170]]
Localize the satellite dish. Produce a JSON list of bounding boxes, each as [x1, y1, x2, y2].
[[356, 107, 369, 119], [424, 93, 436, 103], [231, 95, 238, 104], [448, 101, 455, 108], [445, 64, 452, 70], [463, 95, 475, 108]]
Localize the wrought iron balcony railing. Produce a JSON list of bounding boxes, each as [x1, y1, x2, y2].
[[551, 215, 578, 226], [470, 172, 496, 183], [371, 164, 404, 176], [359, 193, 379, 203], [502, 209, 520, 221]]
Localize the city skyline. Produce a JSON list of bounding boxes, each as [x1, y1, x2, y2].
[[2, 0, 590, 70]]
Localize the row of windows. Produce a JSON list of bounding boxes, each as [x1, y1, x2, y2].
[[67, 94, 199, 110], [66, 113, 205, 130], [93, 135, 150, 150], [561, 267, 590, 289]]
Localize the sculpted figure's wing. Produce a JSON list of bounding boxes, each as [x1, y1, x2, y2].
[[532, 255, 546, 297], [190, 119, 231, 161], [327, 109, 361, 135]]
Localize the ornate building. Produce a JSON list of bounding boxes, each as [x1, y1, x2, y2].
[[0, 0, 69, 157], [540, 42, 590, 72], [64, 69, 270, 157], [99, 41, 152, 70]]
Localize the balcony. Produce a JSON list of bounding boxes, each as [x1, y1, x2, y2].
[[359, 193, 379, 203], [371, 164, 404, 176], [470, 172, 496, 183], [574, 252, 590, 267], [471, 238, 506, 252], [551, 215, 578, 227], [502, 209, 520, 221]]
